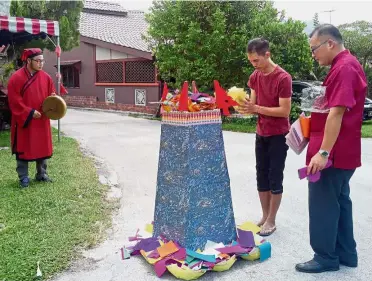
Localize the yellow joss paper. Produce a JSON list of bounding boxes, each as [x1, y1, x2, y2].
[[237, 221, 261, 234], [227, 86, 250, 115], [241, 247, 260, 261], [227, 86, 248, 104], [140, 250, 162, 265], [145, 223, 153, 234], [166, 264, 206, 280], [212, 255, 237, 272]]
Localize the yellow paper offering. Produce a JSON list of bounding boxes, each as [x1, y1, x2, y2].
[[166, 264, 206, 280], [237, 221, 261, 234], [241, 248, 260, 261], [227, 86, 249, 114], [140, 250, 162, 265], [145, 223, 153, 234], [212, 255, 237, 272]]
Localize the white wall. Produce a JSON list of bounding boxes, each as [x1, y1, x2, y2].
[[96, 46, 136, 60]]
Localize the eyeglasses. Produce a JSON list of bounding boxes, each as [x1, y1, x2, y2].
[[32, 59, 45, 64], [311, 40, 328, 54]]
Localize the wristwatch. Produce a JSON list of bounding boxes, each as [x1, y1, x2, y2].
[[318, 149, 330, 158]]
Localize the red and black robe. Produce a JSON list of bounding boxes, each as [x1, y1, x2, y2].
[[7, 67, 55, 161]]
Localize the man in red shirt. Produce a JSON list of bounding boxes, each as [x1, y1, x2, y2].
[[296, 24, 367, 273], [8, 48, 56, 188], [241, 38, 292, 236]]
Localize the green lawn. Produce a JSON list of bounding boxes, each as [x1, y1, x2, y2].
[[146, 115, 372, 137], [221, 120, 372, 137], [362, 120, 372, 138], [0, 129, 112, 281]]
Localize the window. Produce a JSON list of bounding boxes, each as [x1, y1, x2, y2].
[[61, 66, 80, 88], [95, 60, 156, 84], [125, 61, 155, 83], [96, 61, 124, 83]]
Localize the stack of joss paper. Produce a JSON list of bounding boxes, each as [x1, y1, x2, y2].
[[285, 113, 311, 155], [160, 81, 249, 116], [121, 222, 271, 280]]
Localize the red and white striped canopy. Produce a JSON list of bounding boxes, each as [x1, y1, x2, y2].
[[0, 16, 59, 36]]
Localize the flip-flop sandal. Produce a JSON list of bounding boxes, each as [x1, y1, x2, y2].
[[258, 226, 277, 237]]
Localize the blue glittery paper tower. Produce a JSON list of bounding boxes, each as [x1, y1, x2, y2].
[[153, 110, 237, 250]]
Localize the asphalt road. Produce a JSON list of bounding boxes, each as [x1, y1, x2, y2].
[[51, 108, 372, 281]]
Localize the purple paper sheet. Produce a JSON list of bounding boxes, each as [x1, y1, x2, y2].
[[132, 237, 160, 252], [216, 245, 250, 254], [298, 160, 332, 182], [237, 229, 255, 248], [148, 250, 160, 259]]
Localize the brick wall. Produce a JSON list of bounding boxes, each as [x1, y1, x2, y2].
[[63, 95, 158, 115]]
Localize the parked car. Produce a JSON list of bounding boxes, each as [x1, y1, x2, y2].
[[364, 98, 372, 121], [292, 80, 372, 121]]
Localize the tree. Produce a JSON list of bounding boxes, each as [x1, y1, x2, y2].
[[145, 0, 313, 90], [313, 13, 319, 27], [9, 0, 83, 54], [339, 21, 372, 97], [338, 21, 372, 70]]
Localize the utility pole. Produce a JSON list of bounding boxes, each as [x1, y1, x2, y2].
[[321, 9, 336, 24]]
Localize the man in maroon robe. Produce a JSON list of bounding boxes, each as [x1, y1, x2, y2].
[[7, 48, 56, 188]]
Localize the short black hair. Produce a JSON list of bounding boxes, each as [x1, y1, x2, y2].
[[247, 38, 270, 56], [310, 24, 343, 43]]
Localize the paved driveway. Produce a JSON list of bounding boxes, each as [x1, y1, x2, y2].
[[51, 109, 372, 281]]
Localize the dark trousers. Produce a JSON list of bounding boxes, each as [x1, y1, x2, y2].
[[16, 159, 48, 180], [309, 167, 357, 267], [255, 133, 288, 194]]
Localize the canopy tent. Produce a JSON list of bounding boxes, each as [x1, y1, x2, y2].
[[0, 16, 63, 141]]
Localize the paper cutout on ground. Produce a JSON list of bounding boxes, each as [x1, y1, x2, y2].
[[148, 250, 160, 259], [121, 247, 131, 260], [216, 245, 250, 254], [202, 241, 225, 257], [167, 264, 207, 280], [237, 221, 261, 234], [145, 223, 153, 234], [186, 249, 216, 263], [237, 229, 256, 248], [132, 237, 160, 253], [241, 247, 260, 261], [258, 242, 271, 261], [125, 224, 271, 280], [185, 255, 194, 264], [158, 241, 179, 258], [36, 261, 42, 277], [213, 255, 237, 272], [204, 240, 224, 250], [141, 250, 161, 264]]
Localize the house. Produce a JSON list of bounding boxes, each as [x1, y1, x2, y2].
[[43, 0, 160, 115]]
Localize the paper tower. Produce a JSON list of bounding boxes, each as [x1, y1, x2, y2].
[[153, 110, 237, 250]]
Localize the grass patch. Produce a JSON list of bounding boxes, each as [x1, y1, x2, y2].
[[221, 116, 257, 133], [0, 129, 112, 281], [144, 114, 372, 137], [362, 120, 372, 138]]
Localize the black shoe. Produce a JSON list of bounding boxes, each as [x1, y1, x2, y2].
[[295, 259, 339, 273], [340, 260, 358, 268], [19, 177, 30, 188], [35, 175, 53, 182]]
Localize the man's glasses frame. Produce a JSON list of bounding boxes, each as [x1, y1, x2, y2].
[[32, 59, 45, 64], [311, 40, 329, 54]]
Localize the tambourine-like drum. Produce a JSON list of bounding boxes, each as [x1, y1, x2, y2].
[[42, 95, 67, 120]]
